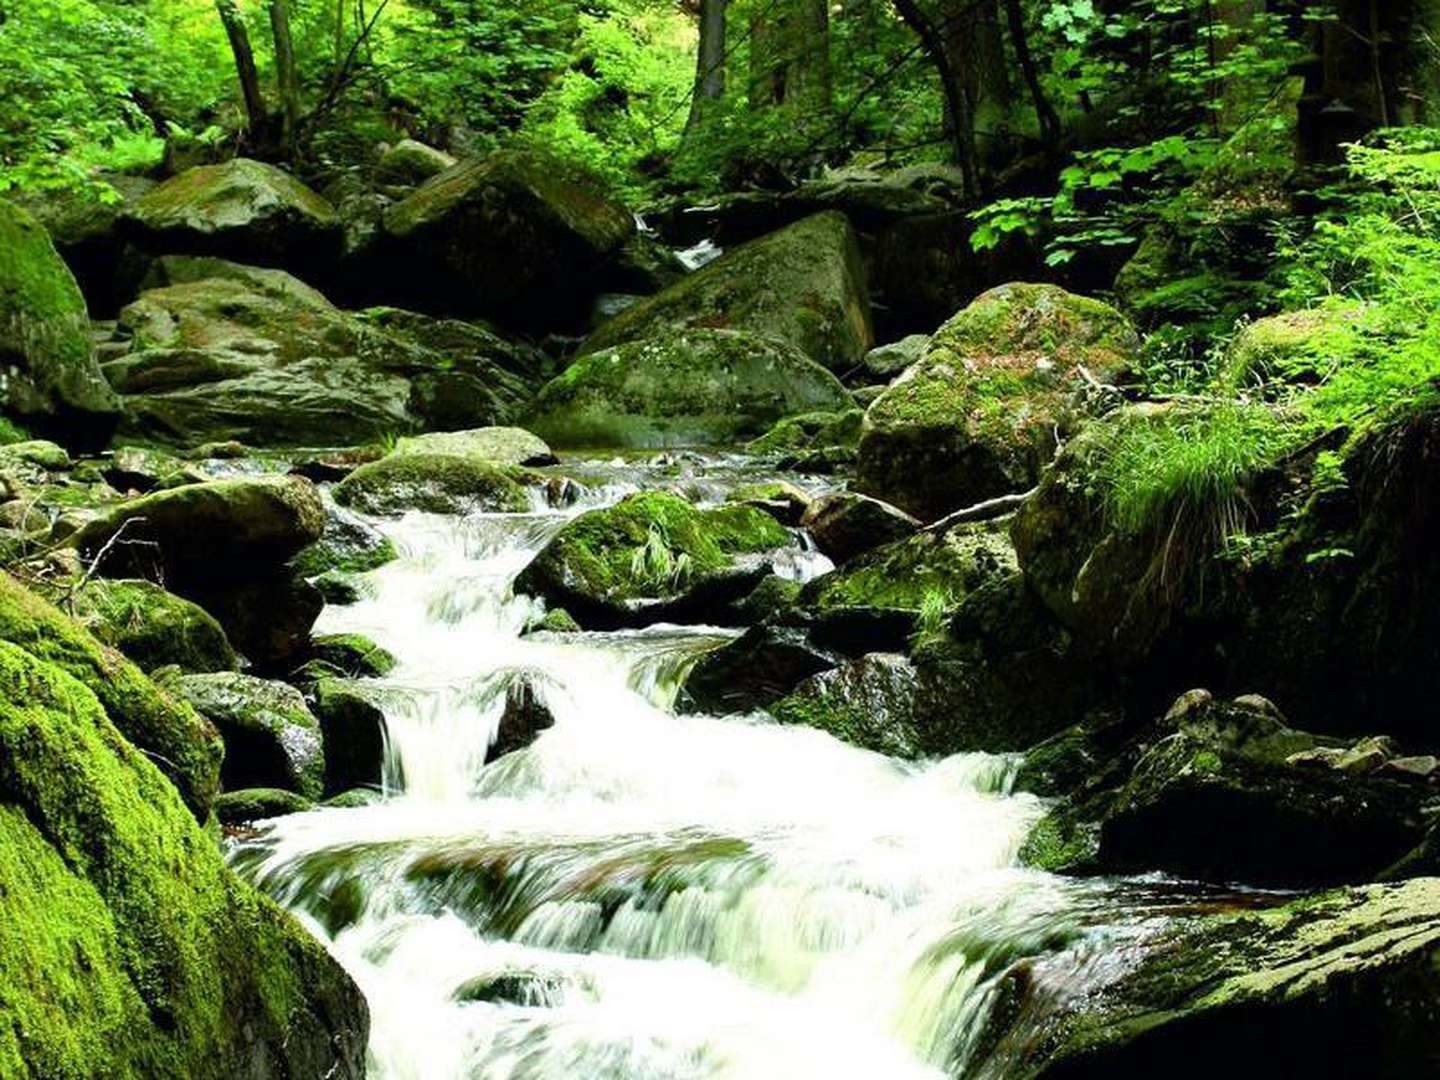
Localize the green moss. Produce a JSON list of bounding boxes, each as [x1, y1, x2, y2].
[[1017, 810, 1100, 873], [0, 572, 221, 818], [214, 787, 315, 824], [177, 673, 325, 800], [0, 640, 363, 1077], [72, 579, 238, 674], [747, 408, 863, 454], [332, 452, 534, 515], [0, 416, 30, 445], [309, 633, 397, 679]]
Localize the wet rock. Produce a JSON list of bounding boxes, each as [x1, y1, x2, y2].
[[332, 453, 535, 516], [528, 329, 852, 450], [862, 334, 929, 380], [800, 492, 920, 565], [177, 672, 325, 800], [196, 570, 324, 670], [856, 283, 1138, 521], [514, 491, 792, 629], [124, 158, 343, 274], [310, 680, 388, 795], [291, 500, 398, 578], [746, 408, 863, 460], [489, 673, 557, 762], [526, 608, 582, 635], [681, 623, 842, 715], [71, 578, 238, 674], [214, 786, 315, 824], [727, 480, 814, 527], [0, 198, 123, 448], [395, 426, 556, 466], [102, 445, 206, 492], [312, 570, 364, 606], [0, 640, 367, 1078], [768, 653, 922, 757], [307, 633, 397, 680], [582, 212, 873, 371], [381, 149, 635, 331]]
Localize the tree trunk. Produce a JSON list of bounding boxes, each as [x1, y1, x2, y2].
[[270, 0, 302, 153], [333, 0, 348, 67], [893, 0, 979, 198], [215, 0, 270, 145], [748, 0, 831, 112], [686, 0, 728, 133], [1003, 0, 1061, 149]]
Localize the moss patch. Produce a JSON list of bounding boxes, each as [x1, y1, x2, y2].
[[332, 452, 534, 516]]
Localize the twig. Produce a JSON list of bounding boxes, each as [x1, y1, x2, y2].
[[925, 487, 1037, 534], [63, 517, 148, 613]]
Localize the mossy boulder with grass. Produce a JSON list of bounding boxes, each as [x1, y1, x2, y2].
[[332, 453, 535, 516], [528, 329, 852, 449], [0, 572, 222, 819], [176, 672, 325, 800], [580, 212, 873, 371], [514, 490, 792, 628], [125, 158, 342, 272], [0, 640, 367, 1078], [1218, 304, 1370, 393], [856, 283, 1138, 521], [1000, 878, 1440, 1079], [382, 150, 635, 330], [0, 198, 122, 449], [72, 578, 238, 674]]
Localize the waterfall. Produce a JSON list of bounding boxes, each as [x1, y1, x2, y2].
[[232, 457, 1158, 1079]]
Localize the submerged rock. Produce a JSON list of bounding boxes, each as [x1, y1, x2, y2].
[[528, 329, 852, 449], [177, 672, 325, 800], [0, 198, 123, 448], [515, 491, 792, 628], [581, 211, 873, 371], [0, 640, 366, 1077], [856, 283, 1137, 521]]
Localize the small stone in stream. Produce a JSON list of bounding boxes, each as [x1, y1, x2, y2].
[[453, 971, 571, 1007], [214, 787, 314, 825], [325, 788, 383, 808], [310, 633, 397, 679], [312, 570, 365, 606], [728, 480, 813, 526], [528, 608, 582, 634], [489, 675, 556, 762]]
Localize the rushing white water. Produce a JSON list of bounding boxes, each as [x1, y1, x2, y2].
[[234, 457, 1165, 1079]]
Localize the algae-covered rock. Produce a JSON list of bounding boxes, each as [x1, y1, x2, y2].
[[528, 329, 853, 449], [214, 787, 315, 824], [0, 640, 366, 1078], [125, 158, 342, 272], [856, 283, 1138, 520], [581, 212, 873, 370], [0, 198, 122, 448], [514, 491, 792, 628], [394, 425, 556, 466], [177, 672, 325, 800], [0, 572, 221, 818], [72, 578, 238, 674], [377, 139, 456, 186], [310, 679, 388, 795], [292, 499, 398, 578], [309, 632, 397, 679], [382, 150, 635, 329], [1003, 879, 1440, 1080], [768, 653, 922, 758], [332, 452, 535, 516]]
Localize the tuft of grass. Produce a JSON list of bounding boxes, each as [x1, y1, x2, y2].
[[1101, 404, 1290, 590], [628, 523, 692, 592]]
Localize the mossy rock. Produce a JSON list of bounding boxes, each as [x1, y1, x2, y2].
[[1002, 879, 1440, 1079], [332, 452, 535, 516], [681, 623, 841, 715], [376, 139, 456, 186], [1218, 304, 1369, 393], [0, 572, 221, 819], [768, 652, 922, 758], [514, 490, 792, 628], [310, 679, 387, 795], [192, 570, 323, 671], [176, 672, 325, 800], [0, 438, 71, 472], [0, 640, 367, 1078], [382, 149, 635, 331], [799, 491, 920, 564], [393, 426, 555, 466], [214, 787, 314, 825], [291, 501, 398, 578], [527, 607, 582, 634], [309, 632, 397, 679], [746, 408, 863, 455], [72, 578, 238, 674], [125, 158, 342, 272], [580, 211, 873, 371], [856, 283, 1138, 521], [528, 329, 853, 449], [0, 198, 122, 449]]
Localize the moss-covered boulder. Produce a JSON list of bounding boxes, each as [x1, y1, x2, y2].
[[292, 499, 398, 578], [746, 406, 863, 471], [308, 633, 397, 679], [799, 492, 920, 564], [310, 679, 387, 795], [376, 139, 456, 186], [0, 199, 122, 448], [125, 159, 342, 273], [382, 150, 635, 330], [580, 212, 873, 370], [0, 640, 366, 1077], [528, 329, 853, 449], [0, 573, 221, 818], [768, 653, 921, 757], [394, 425, 556, 465], [214, 787, 315, 825], [332, 452, 535, 516], [514, 491, 792, 628], [856, 283, 1138, 521], [1218, 304, 1367, 393], [176, 673, 325, 800], [72, 579, 238, 674], [681, 623, 842, 715]]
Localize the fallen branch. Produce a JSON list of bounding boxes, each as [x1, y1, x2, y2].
[[925, 487, 1037, 534], [62, 517, 148, 613]]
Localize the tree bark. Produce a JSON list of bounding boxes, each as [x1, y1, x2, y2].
[[215, 0, 270, 144], [1002, 0, 1060, 148], [748, 0, 831, 112], [269, 0, 302, 152], [686, 0, 728, 133], [893, 0, 979, 198]]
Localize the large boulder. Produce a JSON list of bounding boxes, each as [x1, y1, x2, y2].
[[124, 159, 342, 274], [799, 492, 920, 565], [71, 579, 238, 674], [0, 199, 122, 448], [0, 640, 367, 1077], [527, 329, 852, 449], [581, 212, 873, 371], [514, 491, 793, 628], [856, 283, 1138, 521], [332, 453, 535, 516], [996, 879, 1440, 1080], [768, 653, 922, 758], [176, 673, 325, 800], [393, 425, 555, 466], [0, 573, 221, 819], [381, 150, 635, 330]]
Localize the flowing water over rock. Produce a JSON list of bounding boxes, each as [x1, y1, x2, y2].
[[232, 456, 1180, 1079]]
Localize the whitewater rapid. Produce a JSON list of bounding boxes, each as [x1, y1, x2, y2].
[[233, 457, 1155, 1079]]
